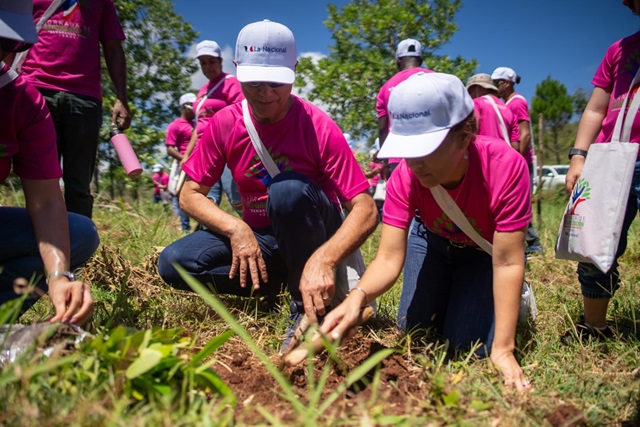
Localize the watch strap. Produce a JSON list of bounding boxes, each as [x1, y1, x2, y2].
[[568, 148, 588, 160]]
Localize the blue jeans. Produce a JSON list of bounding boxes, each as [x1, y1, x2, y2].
[[0, 207, 100, 310], [577, 160, 640, 298], [171, 196, 190, 231], [207, 166, 242, 215], [39, 89, 103, 219], [398, 219, 495, 355], [158, 171, 343, 303]]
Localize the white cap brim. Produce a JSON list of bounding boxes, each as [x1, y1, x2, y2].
[[236, 65, 295, 84], [378, 127, 450, 159]]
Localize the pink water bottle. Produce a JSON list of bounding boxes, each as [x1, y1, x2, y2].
[[110, 125, 142, 178]]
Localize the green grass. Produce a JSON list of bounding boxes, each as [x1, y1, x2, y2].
[[1, 187, 640, 425]]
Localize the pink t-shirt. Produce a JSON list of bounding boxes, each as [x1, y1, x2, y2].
[[0, 64, 61, 183], [165, 118, 194, 155], [194, 74, 244, 139], [382, 135, 531, 246], [593, 30, 640, 146], [505, 93, 534, 165], [473, 95, 520, 144], [376, 67, 433, 164], [152, 171, 169, 194], [22, 0, 125, 100], [184, 96, 371, 228]]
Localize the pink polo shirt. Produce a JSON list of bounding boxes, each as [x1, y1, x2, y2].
[[194, 73, 244, 139], [383, 135, 531, 246], [21, 0, 126, 100], [0, 64, 61, 183], [473, 95, 520, 144], [184, 96, 370, 228], [505, 93, 534, 165]]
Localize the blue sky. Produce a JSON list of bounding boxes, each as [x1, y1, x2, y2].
[[174, 1, 640, 110]]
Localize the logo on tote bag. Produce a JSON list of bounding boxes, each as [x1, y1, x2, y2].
[[563, 177, 591, 230]]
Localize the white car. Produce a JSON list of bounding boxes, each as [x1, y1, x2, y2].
[[534, 164, 569, 191]]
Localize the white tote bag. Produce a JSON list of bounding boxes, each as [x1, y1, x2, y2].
[[555, 70, 640, 273]]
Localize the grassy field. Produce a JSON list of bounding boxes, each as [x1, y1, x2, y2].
[[1, 188, 640, 426]]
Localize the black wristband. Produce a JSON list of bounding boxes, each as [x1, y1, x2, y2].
[[568, 148, 588, 160]]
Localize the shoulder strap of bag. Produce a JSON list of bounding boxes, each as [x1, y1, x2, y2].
[[242, 99, 280, 178], [505, 94, 526, 105], [429, 185, 493, 255], [0, 63, 18, 89], [611, 67, 640, 143], [12, 0, 66, 73], [195, 74, 231, 120], [483, 95, 510, 144]]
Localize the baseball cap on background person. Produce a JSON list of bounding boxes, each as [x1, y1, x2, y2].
[[466, 73, 498, 91], [0, 0, 37, 44], [152, 164, 162, 173], [377, 72, 474, 159], [234, 19, 297, 84], [491, 67, 518, 83], [179, 92, 196, 108], [396, 38, 422, 59], [196, 40, 222, 58]]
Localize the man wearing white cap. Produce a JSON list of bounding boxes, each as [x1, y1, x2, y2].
[[151, 164, 169, 205], [165, 92, 196, 232], [158, 20, 378, 349], [376, 38, 432, 177], [17, 0, 130, 219], [321, 72, 533, 392], [0, 0, 99, 325], [491, 66, 543, 252]]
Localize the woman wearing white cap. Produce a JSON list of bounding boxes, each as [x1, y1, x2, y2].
[[0, 0, 99, 324], [321, 72, 533, 391], [182, 40, 243, 215]]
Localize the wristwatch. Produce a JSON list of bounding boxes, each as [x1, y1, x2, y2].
[[46, 270, 75, 284], [568, 148, 588, 160]]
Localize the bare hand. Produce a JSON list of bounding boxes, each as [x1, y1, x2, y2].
[[319, 295, 363, 341], [48, 278, 94, 325], [112, 99, 132, 130], [565, 157, 585, 193], [490, 348, 531, 393], [228, 224, 268, 289], [299, 255, 335, 323]]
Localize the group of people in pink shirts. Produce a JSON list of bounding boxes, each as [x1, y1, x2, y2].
[[2, 0, 640, 395]]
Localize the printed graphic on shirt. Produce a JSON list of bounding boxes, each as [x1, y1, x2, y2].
[[44, 0, 91, 39], [244, 148, 294, 186], [431, 211, 482, 239]]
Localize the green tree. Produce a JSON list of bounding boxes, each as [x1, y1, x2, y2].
[[295, 0, 476, 143], [531, 76, 574, 164], [572, 86, 589, 117], [99, 0, 198, 199]]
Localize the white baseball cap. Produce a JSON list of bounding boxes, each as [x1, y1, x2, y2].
[[0, 0, 37, 43], [378, 72, 474, 159], [179, 92, 196, 107], [491, 66, 517, 83], [196, 40, 222, 58], [234, 19, 297, 84], [152, 164, 162, 172], [396, 38, 422, 59]]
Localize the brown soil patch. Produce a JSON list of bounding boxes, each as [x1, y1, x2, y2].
[[212, 332, 427, 424]]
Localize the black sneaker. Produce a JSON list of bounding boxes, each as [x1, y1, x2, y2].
[[561, 320, 615, 344]]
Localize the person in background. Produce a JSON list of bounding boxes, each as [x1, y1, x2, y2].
[[492, 66, 543, 253], [151, 164, 169, 206], [158, 20, 377, 350], [166, 92, 195, 232], [376, 38, 431, 179], [182, 40, 243, 216], [0, 0, 99, 324], [321, 72, 532, 391], [19, 0, 130, 219], [562, 0, 640, 341], [365, 149, 385, 218], [466, 73, 520, 148]]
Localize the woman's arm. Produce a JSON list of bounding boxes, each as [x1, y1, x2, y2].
[[566, 86, 610, 192], [320, 224, 408, 338], [22, 178, 93, 324], [491, 227, 528, 391]]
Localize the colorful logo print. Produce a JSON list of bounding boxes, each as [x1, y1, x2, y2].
[[569, 177, 591, 215]]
